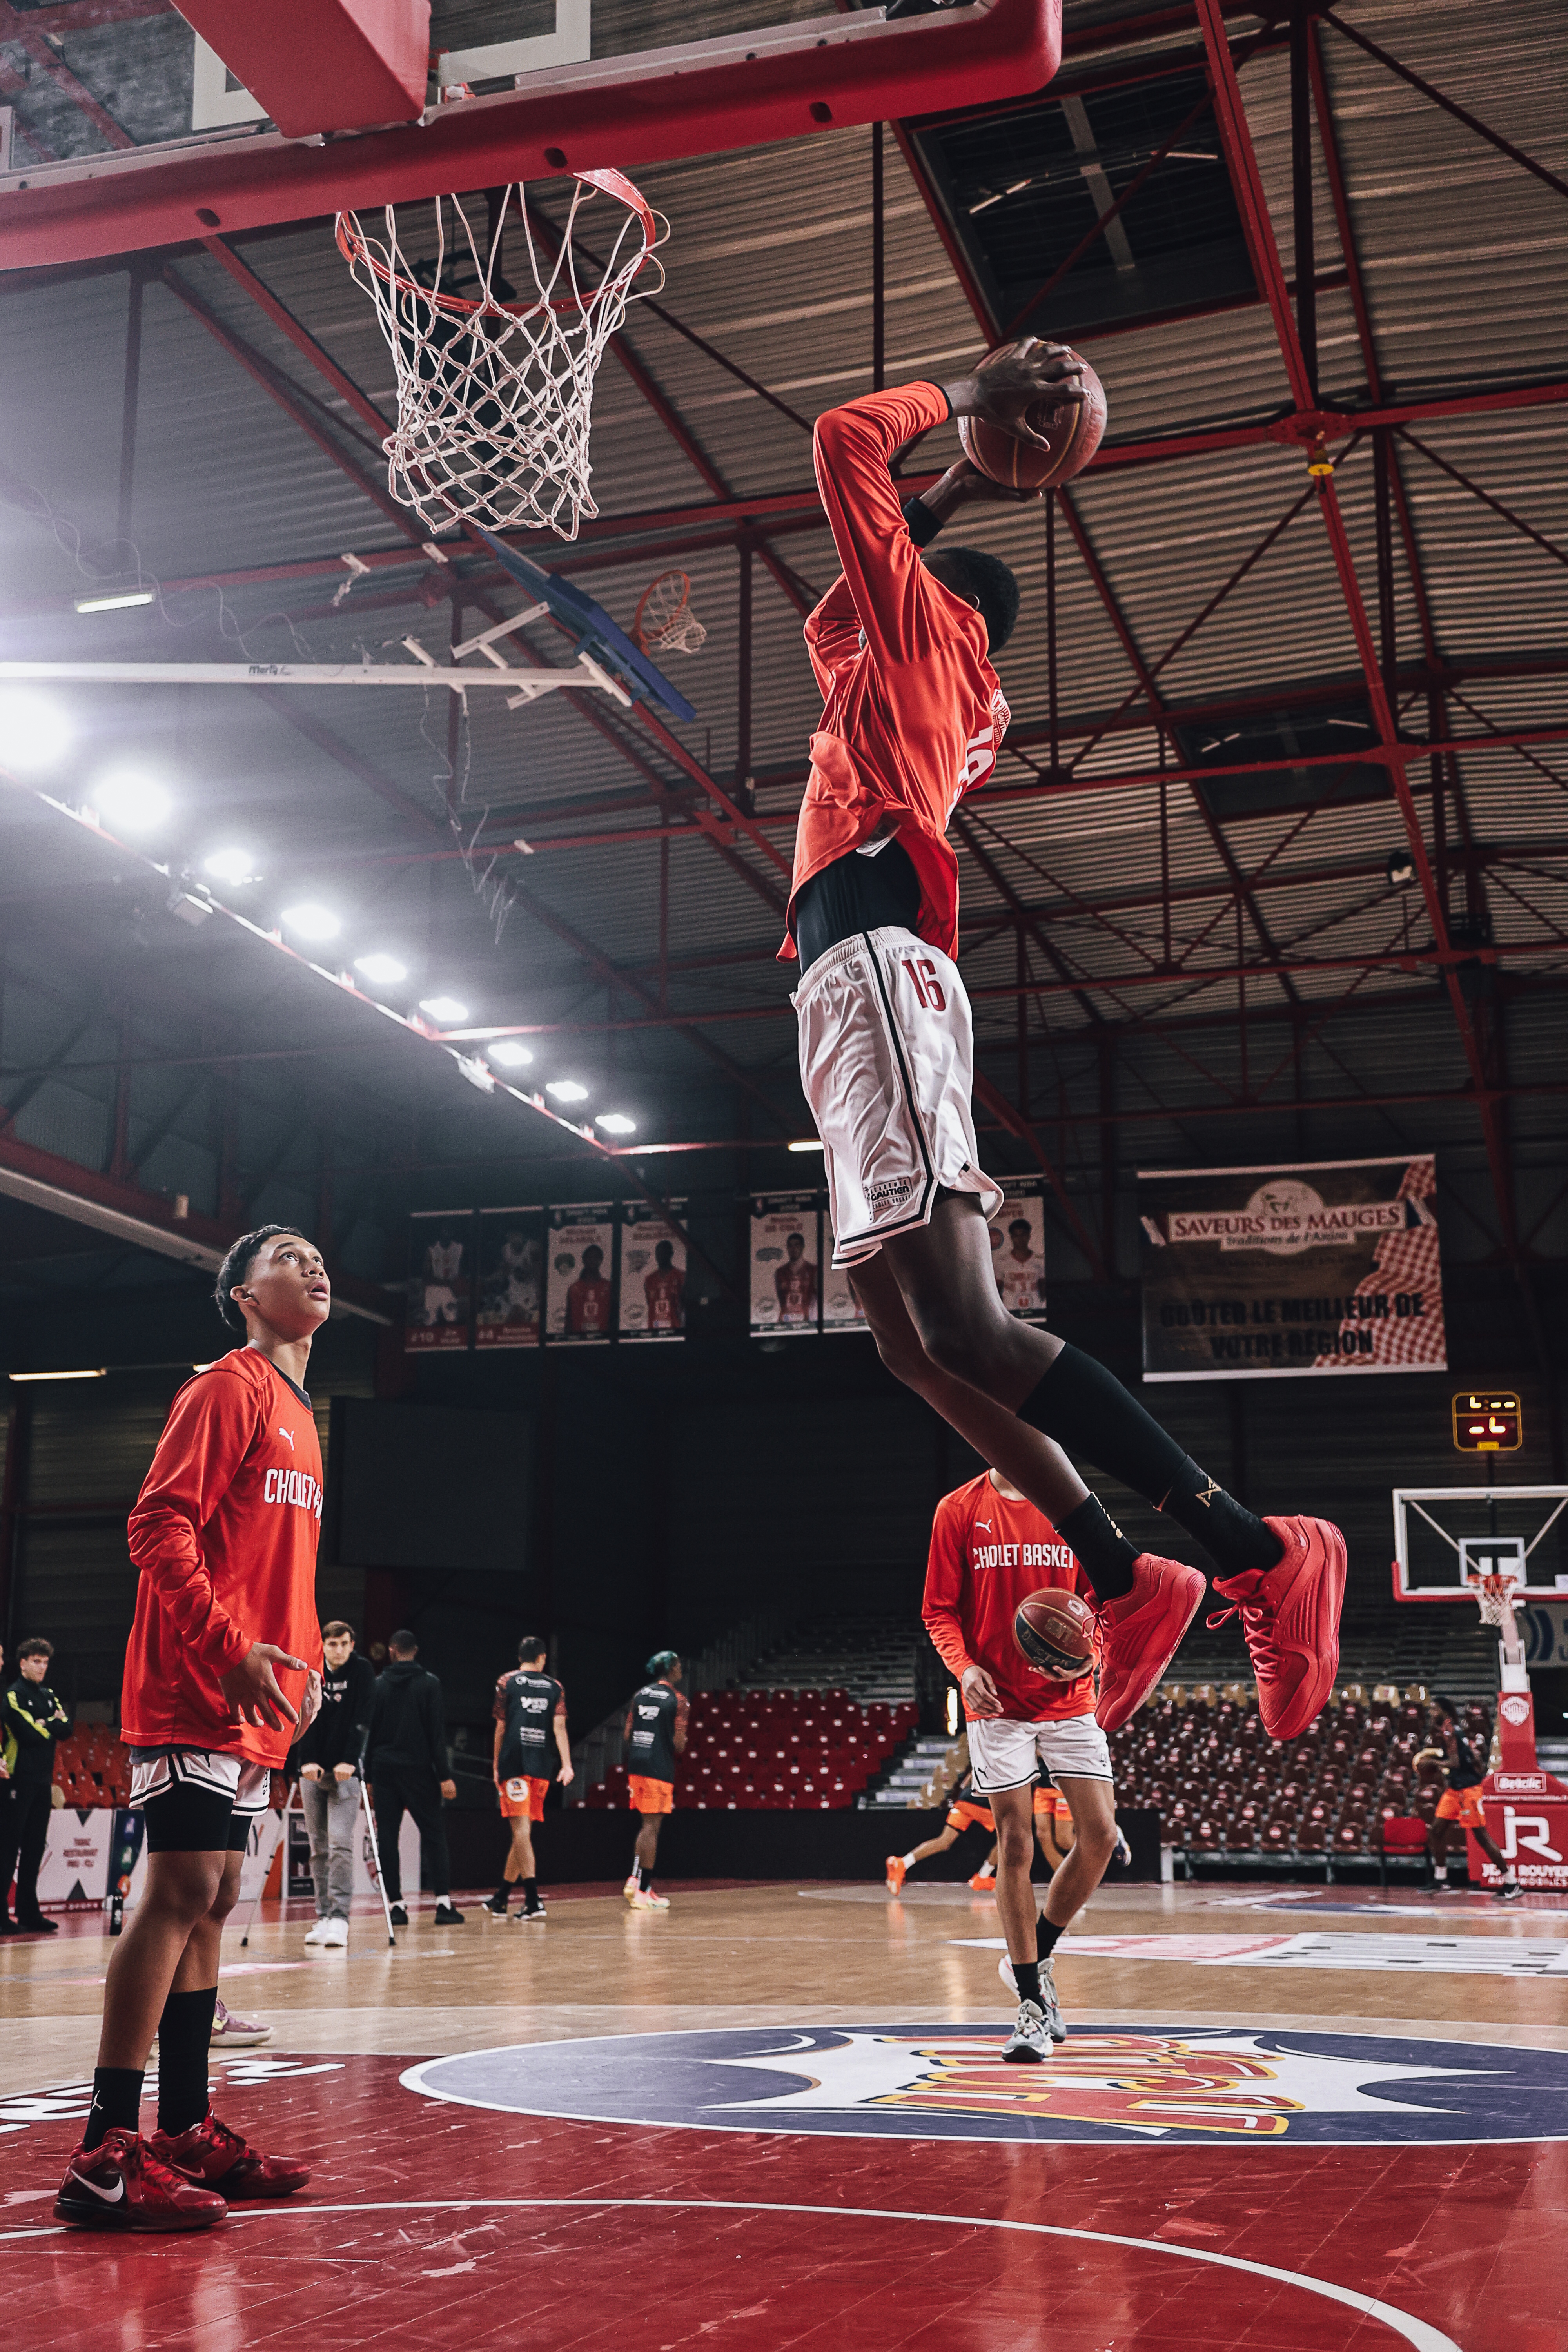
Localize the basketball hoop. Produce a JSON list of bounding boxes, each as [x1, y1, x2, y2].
[[336, 171, 667, 541], [634, 570, 708, 656], [1468, 1570, 1522, 1632]]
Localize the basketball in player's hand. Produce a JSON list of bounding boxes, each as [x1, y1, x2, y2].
[[1013, 1588, 1096, 1679], [958, 342, 1107, 491]]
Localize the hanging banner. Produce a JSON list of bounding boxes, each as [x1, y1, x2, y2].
[[822, 1243, 869, 1335], [987, 1179, 1049, 1322], [546, 1203, 617, 1343], [620, 1199, 688, 1341], [476, 1207, 545, 1350], [750, 1194, 822, 1337], [1138, 1153, 1446, 1382], [406, 1210, 474, 1352]]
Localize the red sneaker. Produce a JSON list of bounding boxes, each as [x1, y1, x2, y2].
[[55, 2128, 228, 2231], [1092, 1554, 1207, 1733], [1207, 1515, 1347, 1739], [150, 2109, 311, 2199]]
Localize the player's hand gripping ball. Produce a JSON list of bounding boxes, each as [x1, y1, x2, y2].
[[1013, 1587, 1096, 1680], [958, 339, 1107, 491]]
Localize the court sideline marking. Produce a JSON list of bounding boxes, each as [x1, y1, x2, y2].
[[0, 2194, 1463, 2349]]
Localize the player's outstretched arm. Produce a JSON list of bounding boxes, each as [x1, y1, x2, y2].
[[940, 339, 1086, 443]]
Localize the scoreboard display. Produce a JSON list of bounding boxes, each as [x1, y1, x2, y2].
[[1451, 1390, 1523, 1453]]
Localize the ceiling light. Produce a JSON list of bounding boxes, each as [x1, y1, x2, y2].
[[74, 587, 154, 613], [788, 1138, 825, 1154], [0, 689, 71, 771], [546, 1079, 589, 1103], [597, 1113, 636, 1135], [420, 994, 469, 1024], [204, 846, 258, 886], [281, 902, 341, 944], [94, 769, 171, 830], [8, 1367, 108, 1382], [355, 952, 408, 985], [488, 1040, 533, 1068]]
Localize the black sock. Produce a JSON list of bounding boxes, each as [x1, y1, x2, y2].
[[1159, 1456, 1282, 1578], [83, 2066, 144, 2151], [522, 1877, 539, 1910], [636, 1864, 651, 1892], [155, 1987, 216, 2138], [1058, 1494, 1140, 1605], [1013, 1958, 1042, 2008], [497, 1879, 514, 1899], [1036, 1915, 1065, 1962]]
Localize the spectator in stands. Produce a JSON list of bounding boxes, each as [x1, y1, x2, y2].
[[365, 1631, 463, 1927], [0, 1637, 73, 1935], [295, 1621, 375, 1949]]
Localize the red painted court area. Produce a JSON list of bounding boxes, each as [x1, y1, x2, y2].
[[3, 2045, 1564, 2351]]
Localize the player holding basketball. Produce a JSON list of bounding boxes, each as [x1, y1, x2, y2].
[[56, 1226, 325, 2230], [783, 351, 1345, 1737], [923, 1463, 1123, 2061], [486, 1636, 573, 1921], [622, 1651, 687, 1909]]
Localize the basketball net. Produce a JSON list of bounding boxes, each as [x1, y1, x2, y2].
[[1470, 1571, 1524, 1665], [635, 570, 707, 656], [336, 171, 666, 541]]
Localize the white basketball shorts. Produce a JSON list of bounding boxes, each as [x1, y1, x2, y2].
[[793, 926, 1003, 1267], [967, 1713, 1114, 1794]]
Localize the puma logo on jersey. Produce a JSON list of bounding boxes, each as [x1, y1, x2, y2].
[[974, 1519, 994, 1532], [278, 1426, 295, 1449]]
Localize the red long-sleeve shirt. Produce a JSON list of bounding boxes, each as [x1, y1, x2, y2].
[[122, 1349, 325, 1767], [780, 380, 1010, 963], [922, 1472, 1097, 1724]]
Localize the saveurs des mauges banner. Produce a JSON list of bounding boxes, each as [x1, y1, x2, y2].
[[1138, 1154, 1446, 1383]]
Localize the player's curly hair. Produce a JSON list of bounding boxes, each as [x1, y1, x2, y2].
[[944, 546, 1021, 654], [213, 1223, 312, 1332], [646, 1649, 681, 1678]]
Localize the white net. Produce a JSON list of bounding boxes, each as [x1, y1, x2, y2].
[[336, 170, 666, 542], [635, 570, 707, 655], [1472, 1573, 1521, 1631]]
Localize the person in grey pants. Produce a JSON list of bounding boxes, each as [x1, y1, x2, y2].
[[294, 1621, 374, 1948]]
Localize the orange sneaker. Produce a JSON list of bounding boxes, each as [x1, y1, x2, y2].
[[1092, 1553, 1207, 1733], [884, 1855, 907, 1896], [969, 1869, 996, 1892], [1207, 1515, 1346, 1739]]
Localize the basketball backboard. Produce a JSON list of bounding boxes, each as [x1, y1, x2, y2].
[[1392, 1487, 1568, 1604]]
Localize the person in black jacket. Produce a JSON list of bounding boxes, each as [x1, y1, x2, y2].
[[0, 1637, 73, 1935], [364, 1631, 462, 1926], [294, 1620, 376, 1948]]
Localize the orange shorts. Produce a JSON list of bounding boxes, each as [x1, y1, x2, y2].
[[1436, 1786, 1486, 1828], [946, 1799, 995, 1835], [1034, 1788, 1072, 1824], [499, 1775, 549, 1823], [629, 1775, 674, 1816]]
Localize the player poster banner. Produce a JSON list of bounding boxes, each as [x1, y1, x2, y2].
[[822, 1242, 869, 1335], [1138, 1153, 1446, 1382], [546, 1203, 617, 1343], [750, 1193, 821, 1337], [476, 1207, 544, 1350], [987, 1179, 1049, 1322], [620, 1199, 688, 1341], [406, 1209, 474, 1353]]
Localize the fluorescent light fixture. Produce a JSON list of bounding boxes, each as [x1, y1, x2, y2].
[[596, 1112, 636, 1135], [355, 952, 408, 985], [9, 1367, 108, 1382], [95, 769, 171, 830], [420, 995, 469, 1023], [205, 846, 258, 886], [546, 1079, 589, 1103], [0, 689, 71, 771], [488, 1040, 533, 1068], [788, 1138, 825, 1154], [281, 902, 341, 944], [74, 587, 154, 613]]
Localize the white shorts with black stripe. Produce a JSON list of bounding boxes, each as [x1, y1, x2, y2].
[[793, 926, 1003, 1268], [128, 1747, 272, 1815]]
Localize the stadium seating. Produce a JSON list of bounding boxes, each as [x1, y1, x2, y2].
[[51, 1729, 132, 1808], [580, 1693, 920, 1810]]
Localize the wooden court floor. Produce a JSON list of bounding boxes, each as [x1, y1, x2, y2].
[[2, 1875, 1564, 2351]]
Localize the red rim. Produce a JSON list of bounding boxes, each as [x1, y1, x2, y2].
[[633, 569, 693, 650], [335, 168, 658, 323]]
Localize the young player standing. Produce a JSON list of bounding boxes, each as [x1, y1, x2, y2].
[[923, 1464, 1124, 2062], [1426, 1697, 1520, 1900], [56, 1225, 327, 2230], [622, 1651, 686, 1910], [485, 1637, 573, 1921], [784, 353, 1345, 1739]]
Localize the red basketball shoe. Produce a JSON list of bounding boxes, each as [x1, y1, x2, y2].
[[1207, 1515, 1347, 1740], [55, 2128, 228, 2231], [1092, 1553, 1207, 1733], [150, 2109, 311, 2199]]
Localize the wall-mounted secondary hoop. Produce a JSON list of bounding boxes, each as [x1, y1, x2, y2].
[[634, 571, 708, 657]]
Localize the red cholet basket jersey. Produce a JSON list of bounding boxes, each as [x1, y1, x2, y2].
[[780, 380, 1009, 965], [122, 1350, 325, 1768], [922, 1472, 1099, 1725]]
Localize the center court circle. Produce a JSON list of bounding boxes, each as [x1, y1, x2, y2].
[[403, 2023, 1568, 2147]]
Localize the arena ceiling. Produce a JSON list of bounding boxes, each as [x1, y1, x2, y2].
[[0, 0, 1564, 1348]]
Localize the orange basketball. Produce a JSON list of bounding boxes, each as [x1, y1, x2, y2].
[[957, 343, 1107, 492], [1013, 1586, 1096, 1680]]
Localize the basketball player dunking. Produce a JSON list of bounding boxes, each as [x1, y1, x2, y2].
[[782, 352, 1345, 1738]]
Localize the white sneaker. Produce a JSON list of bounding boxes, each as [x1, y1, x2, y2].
[[1002, 2000, 1053, 2063], [627, 1888, 670, 1911], [997, 1955, 1066, 2042], [304, 1919, 331, 1947], [319, 1917, 348, 1947]]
